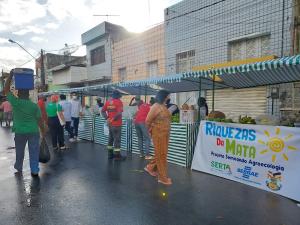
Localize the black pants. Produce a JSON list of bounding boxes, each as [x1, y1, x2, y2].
[[65, 121, 74, 138], [48, 116, 65, 148], [71, 117, 80, 137], [108, 126, 122, 149]]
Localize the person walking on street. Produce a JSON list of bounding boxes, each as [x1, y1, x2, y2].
[[46, 95, 66, 150], [70, 93, 82, 141], [144, 90, 172, 185], [0, 97, 12, 127], [59, 94, 74, 142], [129, 96, 152, 159], [101, 90, 124, 160], [3, 70, 46, 177], [37, 96, 48, 128]]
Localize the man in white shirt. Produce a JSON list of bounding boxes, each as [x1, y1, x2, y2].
[[70, 93, 82, 140], [59, 94, 74, 142]]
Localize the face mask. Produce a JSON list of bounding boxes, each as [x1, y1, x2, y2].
[[72, 96, 77, 100]]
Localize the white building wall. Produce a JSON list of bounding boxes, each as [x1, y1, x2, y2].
[[52, 67, 87, 85], [86, 39, 112, 82], [70, 67, 87, 83], [52, 69, 71, 85]]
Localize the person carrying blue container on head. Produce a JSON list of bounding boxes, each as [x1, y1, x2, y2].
[[3, 69, 46, 177]]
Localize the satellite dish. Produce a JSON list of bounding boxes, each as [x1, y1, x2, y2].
[[59, 43, 79, 56]]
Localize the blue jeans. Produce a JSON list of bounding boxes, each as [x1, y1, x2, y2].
[[71, 117, 80, 137], [14, 133, 40, 174], [135, 123, 151, 155]]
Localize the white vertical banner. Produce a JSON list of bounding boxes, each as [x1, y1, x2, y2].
[[192, 121, 300, 202]]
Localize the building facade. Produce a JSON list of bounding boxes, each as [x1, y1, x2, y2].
[[81, 22, 130, 85], [35, 53, 86, 91], [164, 0, 294, 120], [112, 24, 165, 82], [51, 65, 87, 89]]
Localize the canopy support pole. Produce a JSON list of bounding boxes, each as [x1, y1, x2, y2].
[[105, 86, 108, 101], [212, 73, 215, 112], [198, 77, 202, 122], [144, 85, 148, 102]]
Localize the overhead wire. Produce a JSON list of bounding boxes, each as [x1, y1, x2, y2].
[[110, 0, 293, 74]]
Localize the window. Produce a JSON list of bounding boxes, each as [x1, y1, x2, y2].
[[147, 60, 158, 77], [90, 46, 105, 65], [175, 50, 196, 106], [118, 67, 126, 81], [176, 50, 195, 73], [229, 35, 270, 61]]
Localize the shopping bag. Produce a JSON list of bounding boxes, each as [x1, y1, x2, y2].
[[57, 112, 65, 126], [103, 122, 109, 136], [39, 138, 50, 163], [78, 120, 85, 131]]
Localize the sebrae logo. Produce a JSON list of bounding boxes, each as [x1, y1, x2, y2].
[[237, 166, 258, 179], [266, 171, 282, 191], [258, 128, 298, 163]]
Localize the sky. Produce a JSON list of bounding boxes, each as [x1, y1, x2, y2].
[[0, 0, 182, 72]]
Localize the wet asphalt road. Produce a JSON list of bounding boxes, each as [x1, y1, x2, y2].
[[0, 127, 299, 225]]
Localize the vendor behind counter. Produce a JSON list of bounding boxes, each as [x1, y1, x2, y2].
[[166, 99, 179, 115]]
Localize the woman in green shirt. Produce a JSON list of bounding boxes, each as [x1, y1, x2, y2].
[[46, 95, 66, 150]]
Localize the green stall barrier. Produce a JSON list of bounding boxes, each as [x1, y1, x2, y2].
[[93, 116, 130, 151], [78, 115, 94, 141], [131, 122, 199, 168]]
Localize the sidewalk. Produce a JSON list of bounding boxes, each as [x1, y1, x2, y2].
[[0, 127, 299, 225]]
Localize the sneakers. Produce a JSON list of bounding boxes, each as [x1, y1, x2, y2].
[[113, 152, 126, 161], [158, 178, 172, 186], [31, 173, 39, 177], [140, 154, 145, 158], [145, 155, 154, 160], [69, 138, 75, 143], [108, 151, 114, 159], [60, 145, 68, 150]]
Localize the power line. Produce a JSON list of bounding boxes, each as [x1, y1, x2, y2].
[[111, 0, 291, 63], [18, 53, 41, 67], [111, 1, 294, 73], [166, 0, 226, 22], [168, 0, 281, 25]]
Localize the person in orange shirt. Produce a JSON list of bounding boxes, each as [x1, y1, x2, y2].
[[144, 90, 172, 185], [101, 90, 125, 160]]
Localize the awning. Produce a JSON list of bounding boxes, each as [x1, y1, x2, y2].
[[184, 55, 300, 89], [40, 54, 300, 96]]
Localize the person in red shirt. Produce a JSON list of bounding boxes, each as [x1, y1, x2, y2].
[[0, 97, 13, 127], [129, 96, 152, 159], [101, 90, 124, 160]]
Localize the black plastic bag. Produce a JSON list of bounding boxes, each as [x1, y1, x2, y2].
[[39, 138, 50, 163]]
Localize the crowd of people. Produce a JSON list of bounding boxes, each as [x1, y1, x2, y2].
[[2, 70, 185, 185]]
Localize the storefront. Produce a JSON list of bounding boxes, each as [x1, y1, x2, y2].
[[42, 54, 300, 201]]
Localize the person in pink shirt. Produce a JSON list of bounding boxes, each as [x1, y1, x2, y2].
[[0, 97, 13, 127], [129, 96, 152, 159]]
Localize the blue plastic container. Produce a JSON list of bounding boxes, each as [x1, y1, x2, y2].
[[13, 68, 34, 90]]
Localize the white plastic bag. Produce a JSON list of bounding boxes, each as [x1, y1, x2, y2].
[[78, 120, 85, 131], [57, 112, 66, 126], [103, 122, 109, 136]]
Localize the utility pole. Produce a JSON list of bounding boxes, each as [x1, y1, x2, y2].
[[40, 49, 45, 91]]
